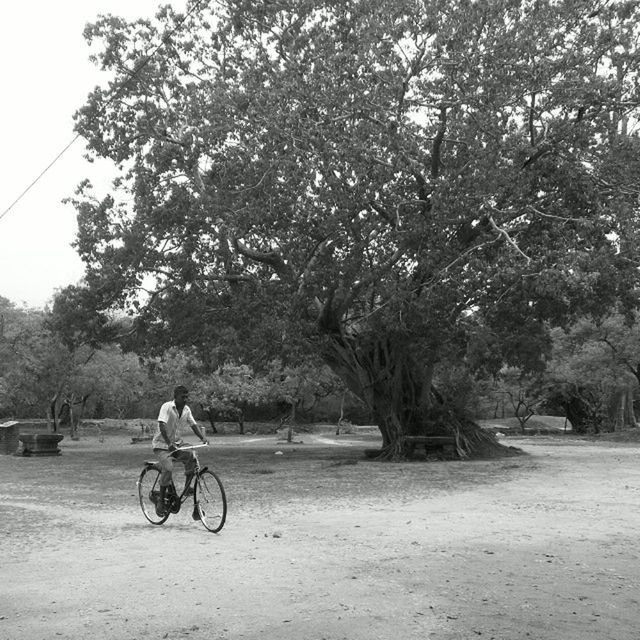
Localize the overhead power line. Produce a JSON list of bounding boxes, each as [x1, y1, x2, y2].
[[0, 0, 208, 224]]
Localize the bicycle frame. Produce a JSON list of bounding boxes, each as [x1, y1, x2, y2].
[[165, 443, 209, 506], [138, 442, 226, 531], [173, 443, 209, 453]]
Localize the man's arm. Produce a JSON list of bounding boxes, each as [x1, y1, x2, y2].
[[190, 422, 208, 443], [187, 407, 208, 443], [158, 421, 175, 449]]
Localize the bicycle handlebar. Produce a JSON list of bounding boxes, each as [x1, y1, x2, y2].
[[173, 442, 209, 451]]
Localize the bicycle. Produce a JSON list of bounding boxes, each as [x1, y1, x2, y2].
[[137, 443, 227, 533]]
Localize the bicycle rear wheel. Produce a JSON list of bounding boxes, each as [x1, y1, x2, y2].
[[195, 469, 227, 532], [138, 467, 170, 525]]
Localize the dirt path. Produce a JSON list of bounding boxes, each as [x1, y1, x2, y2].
[[2, 437, 640, 640]]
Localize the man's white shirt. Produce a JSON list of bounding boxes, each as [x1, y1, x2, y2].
[[152, 401, 197, 450]]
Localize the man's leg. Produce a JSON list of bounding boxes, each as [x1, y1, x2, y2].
[[156, 450, 174, 515], [175, 449, 197, 494], [174, 450, 201, 520]]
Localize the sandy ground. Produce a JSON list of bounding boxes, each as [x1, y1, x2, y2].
[[1, 434, 640, 640]]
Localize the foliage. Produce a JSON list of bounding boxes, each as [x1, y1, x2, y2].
[[0, 293, 350, 423], [493, 367, 543, 432], [0, 296, 151, 421], [263, 359, 343, 414], [548, 322, 628, 391], [191, 362, 267, 416], [543, 313, 640, 432], [68, 0, 640, 456], [190, 359, 344, 421], [73, 345, 149, 419], [0, 297, 62, 418], [45, 284, 121, 350]]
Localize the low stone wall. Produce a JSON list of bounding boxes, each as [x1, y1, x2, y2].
[[15, 420, 52, 435], [0, 421, 65, 456], [0, 421, 20, 455]]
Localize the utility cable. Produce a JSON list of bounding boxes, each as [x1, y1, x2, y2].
[[0, 0, 208, 223]]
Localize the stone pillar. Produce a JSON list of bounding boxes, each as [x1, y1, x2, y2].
[[18, 433, 64, 456]]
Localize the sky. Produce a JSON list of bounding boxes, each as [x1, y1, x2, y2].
[[0, 1, 187, 309]]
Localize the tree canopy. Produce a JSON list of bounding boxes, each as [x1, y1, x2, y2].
[[69, 0, 640, 457]]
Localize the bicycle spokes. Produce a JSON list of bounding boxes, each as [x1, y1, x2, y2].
[[138, 452, 225, 532], [195, 470, 227, 533], [138, 468, 170, 526]]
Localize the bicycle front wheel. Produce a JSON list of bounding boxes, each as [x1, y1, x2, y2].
[[138, 467, 170, 525], [195, 469, 227, 532]]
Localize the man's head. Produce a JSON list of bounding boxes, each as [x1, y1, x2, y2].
[[173, 385, 189, 408]]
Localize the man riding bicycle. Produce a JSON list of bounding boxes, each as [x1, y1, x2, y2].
[[152, 385, 208, 517]]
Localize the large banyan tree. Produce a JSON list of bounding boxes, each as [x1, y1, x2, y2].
[[70, 0, 640, 458]]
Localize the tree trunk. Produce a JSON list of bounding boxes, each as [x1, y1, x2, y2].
[[322, 331, 508, 460], [609, 385, 638, 431], [556, 386, 601, 434], [68, 395, 78, 440], [627, 389, 638, 428], [287, 399, 296, 443], [336, 391, 346, 435], [58, 400, 71, 427], [200, 405, 218, 434], [79, 394, 90, 422], [50, 394, 59, 433], [237, 408, 245, 435], [564, 401, 589, 434]]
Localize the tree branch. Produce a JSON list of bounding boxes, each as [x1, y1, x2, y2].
[[232, 237, 293, 280], [488, 216, 531, 263], [296, 237, 332, 296], [527, 205, 583, 223], [339, 246, 406, 313], [529, 91, 537, 146], [601, 336, 637, 379], [370, 201, 395, 226], [431, 106, 447, 178]]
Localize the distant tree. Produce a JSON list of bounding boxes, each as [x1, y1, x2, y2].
[[70, 345, 148, 421], [264, 359, 343, 442], [494, 368, 544, 433], [192, 363, 267, 435], [0, 297, 60, 419], [46, 284, 120, 350], [70, 0, 640, 458], [545, 314, 640, 432], [0, 296, 98, 430]]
